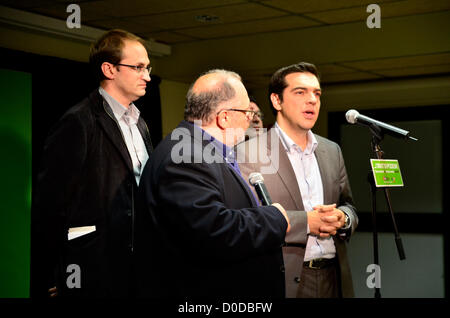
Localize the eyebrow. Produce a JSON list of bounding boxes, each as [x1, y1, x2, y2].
[[290, 86, 322, 92]]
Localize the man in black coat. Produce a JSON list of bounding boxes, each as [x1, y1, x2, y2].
[[138, 69, 290, 297], [33, 29, 153, 297]]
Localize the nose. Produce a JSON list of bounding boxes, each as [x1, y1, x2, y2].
[[143, 70, 151, 82], [308, 92, 317, 104]]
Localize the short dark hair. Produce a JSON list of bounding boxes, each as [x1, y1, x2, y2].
[[249, 95, 258, 105], [184, 69, 242, 124], [268, 62, 320, 115], [89, 29, 146, 83]]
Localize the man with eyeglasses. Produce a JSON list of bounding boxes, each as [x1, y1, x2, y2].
[[138, 69, 290, 297], [33, 29, 153, 297], [245, 96, 264, 140]]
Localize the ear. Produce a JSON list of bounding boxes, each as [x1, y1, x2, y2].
[[270, 93, 282, 112], [101, 62, 115, 80], [216, 110, 229, 130]]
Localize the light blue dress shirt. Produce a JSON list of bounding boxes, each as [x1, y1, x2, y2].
[[274, 123, 336, 261], [99, 87, 149, 185]]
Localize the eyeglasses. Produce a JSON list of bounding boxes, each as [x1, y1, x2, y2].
[[254, 111, 264, 121], [115, 63, 152, 74], [217, 108, 260, 120]]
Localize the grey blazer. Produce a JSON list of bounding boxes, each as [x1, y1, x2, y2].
[[237, 128, 357, 298]]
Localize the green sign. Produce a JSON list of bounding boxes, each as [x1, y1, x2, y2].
[[370, 159, 404, 187]]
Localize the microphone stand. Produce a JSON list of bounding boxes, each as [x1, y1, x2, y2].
[[367, 124, 406, 299]]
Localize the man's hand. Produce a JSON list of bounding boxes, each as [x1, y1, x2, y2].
[[272, 203, 291, 233], [48, 286, 58, 297], [308, 204, 346, 238]]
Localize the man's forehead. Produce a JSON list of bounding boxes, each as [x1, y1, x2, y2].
[[285, 72, 320, 88], [249, 102, 259, 110], [121, 40, 149, 60], [193, 74, 222, 92], [192, 73, 239, 94]]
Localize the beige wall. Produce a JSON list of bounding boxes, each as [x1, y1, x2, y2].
[[159, 79, 190, 137]]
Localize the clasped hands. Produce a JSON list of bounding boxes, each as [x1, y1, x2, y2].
[[308, 204, 346, 238]]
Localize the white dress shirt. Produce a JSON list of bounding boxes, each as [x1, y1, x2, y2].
[[99, 87, 149, 185], [274, 123, 336, 261]]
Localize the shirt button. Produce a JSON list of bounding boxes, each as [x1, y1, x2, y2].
[[294, 277, 301, 283]]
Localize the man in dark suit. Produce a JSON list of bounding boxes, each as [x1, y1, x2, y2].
[[138, 69, 290, 297], [238, 62, 358, 298], [33, 29, 153, 297]]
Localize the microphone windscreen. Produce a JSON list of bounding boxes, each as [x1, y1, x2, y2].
[[345, 109, 359, 124], [248, 172, 264, 186]]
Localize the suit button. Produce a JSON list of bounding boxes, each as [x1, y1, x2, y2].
[[294, 277, 301, 283], [280, 265, 285, 273], [127, 209, 132, 217]]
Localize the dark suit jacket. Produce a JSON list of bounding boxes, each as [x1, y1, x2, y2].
[[33, 89, 153, 297], [238, 128, 358, 298], [137, 121, 287, 297]]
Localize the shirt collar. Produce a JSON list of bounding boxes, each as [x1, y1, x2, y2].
[[274, 122, 318, 155], [99, 87, 140, 124]]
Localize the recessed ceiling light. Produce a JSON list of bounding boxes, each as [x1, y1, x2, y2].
[[195, 15, 220, 23]]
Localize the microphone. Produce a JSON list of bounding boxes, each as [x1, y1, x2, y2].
[[345, 109, 418, 141], [248, 172, 272, 206]]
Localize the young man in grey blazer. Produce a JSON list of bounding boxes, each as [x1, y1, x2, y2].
[[238, 62, 358, 298]]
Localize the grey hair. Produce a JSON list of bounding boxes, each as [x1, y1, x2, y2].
[[184, 69, 242, 124]]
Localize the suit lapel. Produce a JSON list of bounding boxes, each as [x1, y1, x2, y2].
[[268, 128, 305, 211], [227, 164, 259, 207], [97, 99, 134, 172], [137, 119, 153, 155]]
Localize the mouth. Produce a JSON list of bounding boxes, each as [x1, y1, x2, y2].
[[303, 110, 315, 119]]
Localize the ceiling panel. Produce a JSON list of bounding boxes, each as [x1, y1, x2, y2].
[[129, 3, 286, 31], [86, 18, 157, 34], [72, 0, 245, 18], [141, 31, 199, 44], [378, 0, 450, 17], [305, 0, 450, 24], [29, 3, 112, 21], [176, 15, 320, 39], [375, 64, 450, 77], [261, 0, 397, 14], [340, 53, 450, 71], [0, 0, 57, 9], [314, 64, 359, 75], [320, 71, 383, 83]]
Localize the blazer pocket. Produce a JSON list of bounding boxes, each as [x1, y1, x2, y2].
[[66, 226, 100, 251]]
